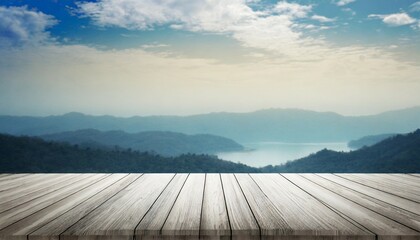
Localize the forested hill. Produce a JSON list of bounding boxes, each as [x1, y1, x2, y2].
[[264, 129, 420, 173], [1, 130, 420, 173], [40, 129, 243, 156], [0, 134, 256, 173]]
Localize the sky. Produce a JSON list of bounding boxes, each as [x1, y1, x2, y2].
[[0, 0, 419, 117]]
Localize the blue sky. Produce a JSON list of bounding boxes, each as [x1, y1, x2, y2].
[[0, 0, 419, 116]]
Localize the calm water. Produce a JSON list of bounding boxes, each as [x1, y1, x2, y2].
[[217, 142, 351, 167]]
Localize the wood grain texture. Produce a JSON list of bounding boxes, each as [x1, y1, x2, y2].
[[235, 173, 291, 237], [0, 174, 77, 206], [0, 174, 26, 181], [381, 174, 420, 188], [0, 174, 65, 196], [30, 174, 140, 240], [0, 174, 55, 192], [0, 174, 91, 213], [60, 174, 173, 240], [321, 174, 420, 216], [0, 174, 127, 240], [161, 174, 205, 239], [310, 174, 420, 232], [251, 174, 372, 239], [220, 174, 259, 240], [0, 174, 39, 190], [200, 174, 230, 240], [0, 174, 108, 230], [135, 174, 188, 239], [338, 174, 420, 203], [284, 174, 419, 240], [0, 174, 419, 240]]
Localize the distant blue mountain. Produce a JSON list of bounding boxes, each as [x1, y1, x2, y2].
[[348, 133, 398, 149], [40, 129, 243, 156], [1, 107, 420, 143]]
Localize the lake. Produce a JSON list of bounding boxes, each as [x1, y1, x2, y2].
[[217, 142, 351, 167]]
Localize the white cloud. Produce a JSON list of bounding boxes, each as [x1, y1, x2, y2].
[[272, 1, 312, 18], [335, 0, 356, 6], [342, 8, 356, 16], [369, 13, 416, 27], [76, 0, 257, 32], [410, 2, 420, 12], [0, 6, 57, 47], [76, 0, 326, 58], [311, 15, 335, 22]]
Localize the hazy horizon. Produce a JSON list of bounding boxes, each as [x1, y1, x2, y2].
[[1, 105, 420, 118], [1, 0, 420, 117]]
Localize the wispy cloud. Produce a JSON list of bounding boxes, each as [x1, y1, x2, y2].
[[0, 6, 57, 47], [272, 1, 312, 18], [141, 44, 170, 49], [334, 0, 356, 7], [369, 13, 416, 27], [342, 8, 356, 16], [311, 15, 335, 22], [410, 2, 420, 12]]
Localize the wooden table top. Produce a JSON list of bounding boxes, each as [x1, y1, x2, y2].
[[0, 173, 419, 240]]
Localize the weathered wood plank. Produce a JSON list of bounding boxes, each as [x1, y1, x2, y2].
[[60, 174, 173, 240], [0, 174, 108, 230], [310, 174, 420, 232], [220, 174, 259, 240], [0, 174, 56, 192], [357, 174, 420, 191], [235, 173, 291, 237], [0, 174, 22, 181], [161, 174, 205, 239], [339, 174, 420, 203], [200, 174, 230, 240], [135, 174, 188, 239], [284, 174, 419, 240], [251, 174, 373, 239], [30, 174, 140, 240], [321, 174, 420, 216], [376, 174, 420, 189], [0, 174, 127, 240], [0, 174, 77, 206], [0, 174, 36, 189], [0, 174, 39, 190], [0, 174, 91, 213], [0, 174, 66, 195]]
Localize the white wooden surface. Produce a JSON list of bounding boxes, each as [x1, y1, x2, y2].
[[0, 174, 418, 240]]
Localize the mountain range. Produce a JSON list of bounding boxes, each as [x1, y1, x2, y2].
[[1, 107, 420, 143], [40, 129, 243, 156], [0, 134, 255, 173]]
